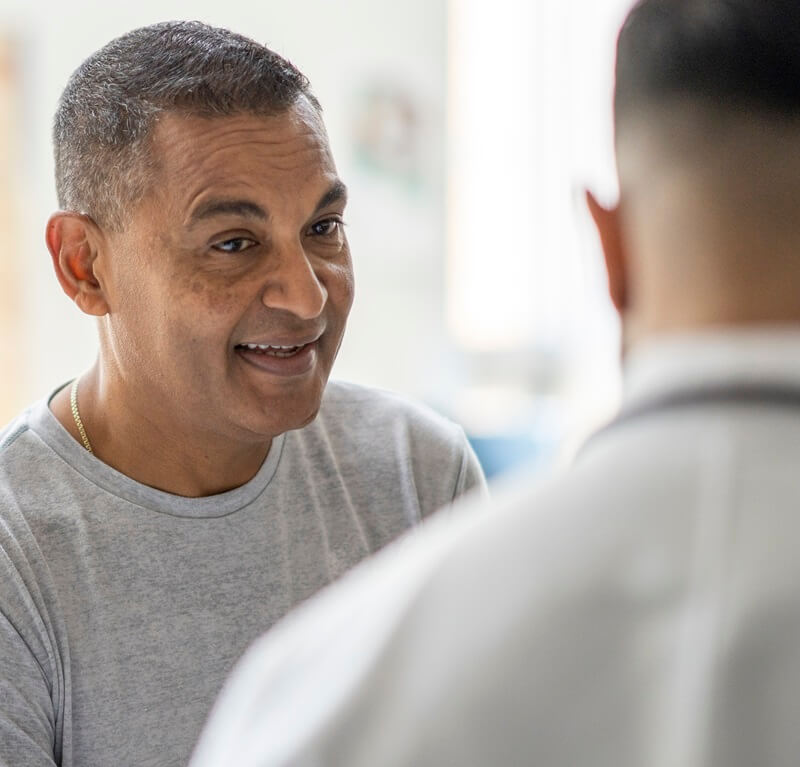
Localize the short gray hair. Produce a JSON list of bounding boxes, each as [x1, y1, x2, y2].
[[54, 20, 320, 229]]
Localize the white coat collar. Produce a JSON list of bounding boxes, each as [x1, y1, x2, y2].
[[623, 327, 800, 410]]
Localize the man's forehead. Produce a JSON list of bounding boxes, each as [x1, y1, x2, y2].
[[151, 103, 331, 158], [142, 104, 338, 208]]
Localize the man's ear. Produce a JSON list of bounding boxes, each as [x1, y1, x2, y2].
[[586, 190, 627, 314], [45, 212, 110, 317]]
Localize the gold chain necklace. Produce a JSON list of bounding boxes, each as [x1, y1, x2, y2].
[[70, 378, 94, 454]]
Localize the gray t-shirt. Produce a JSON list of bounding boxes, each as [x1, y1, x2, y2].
[[0, 380, 485, 767]]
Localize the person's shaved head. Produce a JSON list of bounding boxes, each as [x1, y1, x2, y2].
[[598, 0, 800, 343], [615, 0, 800, 123]]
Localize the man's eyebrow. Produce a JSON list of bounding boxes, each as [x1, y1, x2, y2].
[[188, 199, 269, 226], [314, 180, 348, 213]]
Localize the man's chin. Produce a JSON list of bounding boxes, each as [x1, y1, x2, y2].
[[237, 397, 325, 441]]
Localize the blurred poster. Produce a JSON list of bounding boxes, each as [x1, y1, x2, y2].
[[353, 81, 424, 194]]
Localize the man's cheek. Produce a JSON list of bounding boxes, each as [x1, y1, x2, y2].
[[185, 274, 253, 316]]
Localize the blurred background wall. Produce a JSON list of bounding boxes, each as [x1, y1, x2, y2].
[[0, 0, 632, 478]]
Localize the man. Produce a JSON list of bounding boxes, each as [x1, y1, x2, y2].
[[0, 22, 485, 767], [189, 1, 800, 765]]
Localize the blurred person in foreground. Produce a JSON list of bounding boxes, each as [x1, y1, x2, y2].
[[190, 1, 800, 765], [0, 21, 485, 767]]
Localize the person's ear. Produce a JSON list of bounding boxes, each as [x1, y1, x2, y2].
[[586, 190, 627, 314], [45, 212, 110, 317]]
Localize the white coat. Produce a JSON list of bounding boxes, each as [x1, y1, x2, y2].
[[191, 330, 800, 767]]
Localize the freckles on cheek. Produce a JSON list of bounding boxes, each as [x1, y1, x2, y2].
[[187, 276, 240, 315]]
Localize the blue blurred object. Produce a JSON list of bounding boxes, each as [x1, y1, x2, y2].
[[467, 432, 553, 480]]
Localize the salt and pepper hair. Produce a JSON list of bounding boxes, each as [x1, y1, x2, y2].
[[53, 21, 320, 229], [615, 0, 800, 125]]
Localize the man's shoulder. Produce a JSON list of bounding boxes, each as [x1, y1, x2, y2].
[[306, 380, 484, 507], [0, 405, 52, 563], [319, 380, 467, 446], [0, 416, 30, 454], [0, 403, 42, 467], [0, 398, 66, 511]]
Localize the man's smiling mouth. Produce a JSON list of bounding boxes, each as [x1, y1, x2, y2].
[[236, 342, 309, 358]]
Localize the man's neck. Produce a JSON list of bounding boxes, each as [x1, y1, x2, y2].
[[49, 367, 272, 497]]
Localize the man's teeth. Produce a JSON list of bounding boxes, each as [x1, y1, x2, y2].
[[240, 343, 306, 357], [244, 343, 300, 350]]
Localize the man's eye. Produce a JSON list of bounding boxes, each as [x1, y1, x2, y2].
[[212, 237, 257, 253], [309, 218, 343, 237]]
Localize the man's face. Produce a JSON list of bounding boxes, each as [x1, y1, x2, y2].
[[97, 101, 354, 444]]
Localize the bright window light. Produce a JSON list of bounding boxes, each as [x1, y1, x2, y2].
[[446, 0, 631, 354]]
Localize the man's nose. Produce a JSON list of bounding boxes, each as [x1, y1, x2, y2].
[[261, 241, 327, 320]]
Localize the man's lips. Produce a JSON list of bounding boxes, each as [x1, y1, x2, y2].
[[234, 337, 321, 376], [236, 342, 310, 358], [235, 327, 324, 354]]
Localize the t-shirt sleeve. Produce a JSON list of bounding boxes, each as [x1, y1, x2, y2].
[[0, 620, 57, 767], [452, 430, 489, 502], [0, 550, 58, 767]]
